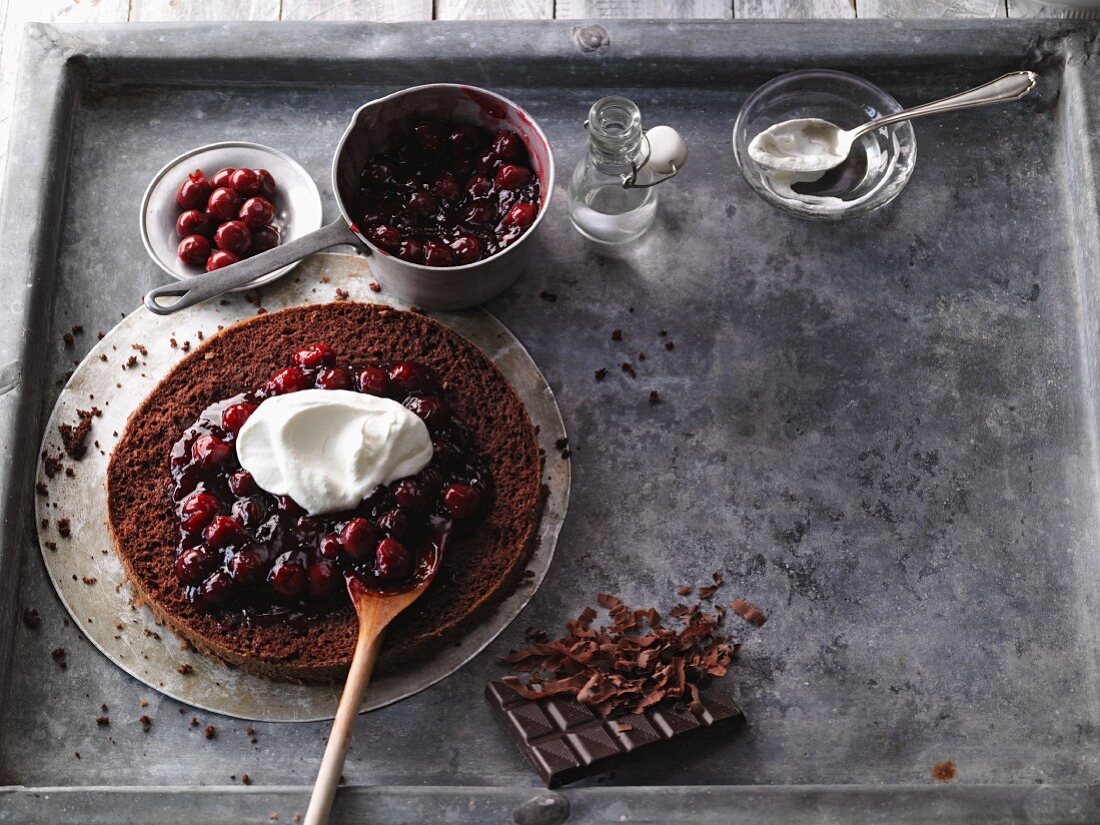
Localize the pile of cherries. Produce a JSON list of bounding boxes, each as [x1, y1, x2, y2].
[[169, 344, 491, 618], [174, 167, 281, 272], [355, 119, 541, 267]]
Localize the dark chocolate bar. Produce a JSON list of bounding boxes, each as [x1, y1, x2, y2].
[[485, 680, 745, 788]]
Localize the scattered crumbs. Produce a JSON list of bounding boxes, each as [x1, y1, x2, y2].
[[101, 703, 109, 711], [269, 814, 279, 821], [139, 699, 148, 708], [664, 341, 675, 351], [96, 715, 110, 726], [57, 518, 71, 538], [82, 577, 97, 585], [219, 299, 230, 306], [245, 726, 255, 736], [62, 332, 74, 347], [241, 774, 251, 785], [22, 608, 41, 629], [59, 407, 101, 459], [594, 368, 608, 382], [35, 482, 48, 497], [621, 362, 637, 379], [648, 390, 660, 404], [177, 663, 193, 675], [611, 329, 622, 341], [178, 707, 186, 714], [190, 717, 200, 728], [123, 355, 138, 369], [628, 306, 634, 313], [932, 760, 957, 782], [51, 647, 67, 669], [97, 331, 105, 340], [72, 325, 83, 335], [334, 288, 350, 302], [539, 290, 557, 302], [131, 343, 148, 357], [181, 341, 191, 353], [42, 451, 63, 478], [368, 281, 381, 293], [196, 331, 204, 341], [98, 354, 107, 362], [75, 751, 81, 759], [40, 517, 48, 528], [658, 329, 668, 337], [45, 541, 57, 551], [64, 467, 75, 478], [320, 274, 331, 284], [554, 437, 572, 459], [676, 585, 693, 597], [204, 724, 217, 740], [169, 338, 178, 349], [140, 715, 152, 733]]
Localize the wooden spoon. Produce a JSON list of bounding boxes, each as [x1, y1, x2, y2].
[[303, 533, 447, 825]]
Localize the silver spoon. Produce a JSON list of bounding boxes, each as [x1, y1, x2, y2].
[[748, 70, 1038, 174]]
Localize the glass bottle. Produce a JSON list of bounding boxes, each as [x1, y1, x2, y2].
[[567, 96, 659, 244]]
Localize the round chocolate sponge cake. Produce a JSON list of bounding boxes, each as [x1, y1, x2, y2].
[[106, 302, 542, 682]]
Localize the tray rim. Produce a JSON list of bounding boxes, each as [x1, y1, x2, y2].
[[2, 17, 1100, 823]]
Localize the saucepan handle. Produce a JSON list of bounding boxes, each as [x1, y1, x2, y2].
[[143, 218, 361, 316]]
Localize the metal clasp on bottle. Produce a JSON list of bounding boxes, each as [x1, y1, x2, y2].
[[582, 120, 687, 189]]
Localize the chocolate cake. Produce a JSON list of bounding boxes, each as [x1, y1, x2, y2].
[[107, 302, 542, 682]]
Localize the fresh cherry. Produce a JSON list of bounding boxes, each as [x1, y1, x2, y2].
[[176, 209, 211, 238], [228, 168, 262, 197], [178, 235, 211, 266], [340, 517, 378, 562], [250, 225, 280, 254], [177, 170, 211, 210], [206, 250, 240, 271], [181, 492, 220, 533], [267, 366, 310, 395], [191, 434, 231, 469], [175, 545, 219, 586], [255, 168, 277, 198], [210, 167, 235, 189], [375, 537, 413, 582], [443, 483, 485, 519], [239, 196, 275, 230], [213, 220, 252, 255], [422, 240, 454, 267], [205, 514, 246, 549], [206, 187, 242, 222], [315, 367, 354, 390], [221, 402, 257, 434], [292, 343, 336, 369]]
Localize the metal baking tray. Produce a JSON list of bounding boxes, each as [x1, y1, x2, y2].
[[2, 18, 1100, 825]]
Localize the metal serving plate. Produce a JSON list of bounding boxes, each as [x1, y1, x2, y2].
[[31, 253, 569, 722], [2, 18, 1100, 825]]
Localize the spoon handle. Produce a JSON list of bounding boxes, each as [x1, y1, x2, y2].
[[302, 606, 385, 825], [850, 70, 1038, 140]]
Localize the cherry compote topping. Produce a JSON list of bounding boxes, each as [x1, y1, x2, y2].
[[355, 119, 540, 267], [169, 346, 491, 622]]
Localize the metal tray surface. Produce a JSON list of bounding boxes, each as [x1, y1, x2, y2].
[[1, 17, 1100, 825], [31, 252, 569, 723]]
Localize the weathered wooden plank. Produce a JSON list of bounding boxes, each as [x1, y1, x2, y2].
[[280, 0, 433, 21], [735, 0, 855, 18], [128, 0, 281, 22], [1008, 0, 1098, 15], [555, 0, 733, 19], [858, 0, 1006, 16], [437, 0, 552, 19]]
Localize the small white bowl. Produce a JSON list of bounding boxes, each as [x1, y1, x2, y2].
[[140, 141, 323, 290]]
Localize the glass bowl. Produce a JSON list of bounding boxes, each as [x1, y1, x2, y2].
[[733, 69, 917, 220]]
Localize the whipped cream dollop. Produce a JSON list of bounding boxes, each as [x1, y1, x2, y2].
[[236, 389, 432, 515], [747, 117, 848, 173]]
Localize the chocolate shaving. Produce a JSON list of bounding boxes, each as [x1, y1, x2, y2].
[[500, 590, 736, 718], [730, 598, 767, 627]]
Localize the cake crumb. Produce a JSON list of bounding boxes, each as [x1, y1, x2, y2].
[[621, 362, 637, 379], [22, 608, 41, 629], [57, 518, 71, 537], [932, 760, 957, 782], [82, 577, 97, 585], [62, 332, 74, 347], [139, 699, 148, 707], [664, 341, 675, 351], [42, 452, 63, 478], [131, 343, 148, 357], [539, 290, 557, 302], [35, 482, 48, 497], [177, 663, 193, 675], [611, 329, 622, 341], [648, 390, 660, 404], [45, 541, 57, 551], [368, 281, 381, 293], [241, 774, 251, 785], [98, 354, 107, 362], [334, 288, 350, 302], [96, 715, 109, 726], [51, 647, 67, 669], [204, 725, 216, 739], [139, 715, 152, 733], [124, 355, 138, 369], [190, 717, 199, 728], [594, 368, 608, 382]]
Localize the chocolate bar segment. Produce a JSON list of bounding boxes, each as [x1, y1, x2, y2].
[[486, 680, 746, 788]]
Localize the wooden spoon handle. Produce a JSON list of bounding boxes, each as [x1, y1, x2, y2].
[[303, 614, 384, 825]]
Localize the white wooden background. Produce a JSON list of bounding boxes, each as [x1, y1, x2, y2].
[[0, 0, 1080, 198]]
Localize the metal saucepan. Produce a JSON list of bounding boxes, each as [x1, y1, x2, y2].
[[143, 84, 555, 314]]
